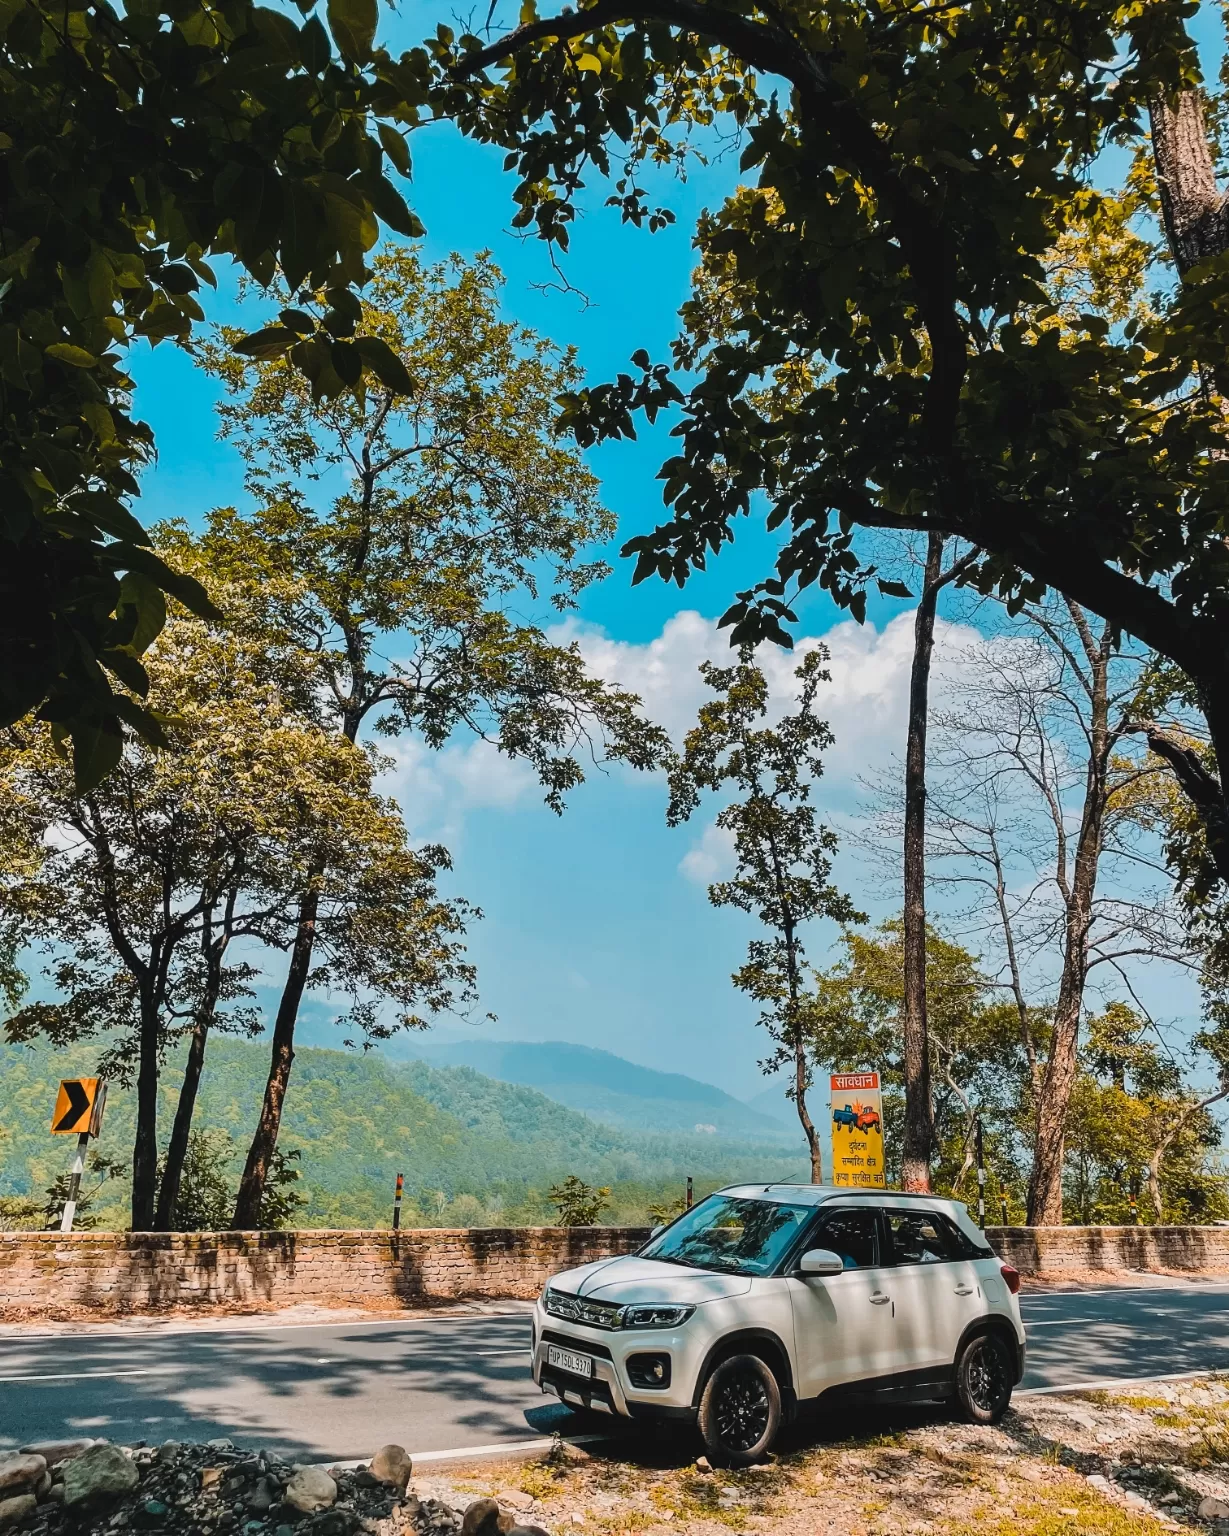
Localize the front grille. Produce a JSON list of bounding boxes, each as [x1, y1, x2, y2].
[[541, 1327, 613, 1361], [543, 1288, 623, 1330]]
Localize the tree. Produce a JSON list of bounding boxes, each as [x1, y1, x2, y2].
[[808, 921, 1018, 1196], [548, 1174, 611, 1225], [668, 647, 859, 1181], [0, 553, 478, 1230], [1, 0, 436, 780], [924, 602, 1192, 1222], [185, 250, 669, 1228], [431, 0, 1229, 893]]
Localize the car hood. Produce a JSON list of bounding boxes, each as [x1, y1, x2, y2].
[[549, 1254, 753, 1303]]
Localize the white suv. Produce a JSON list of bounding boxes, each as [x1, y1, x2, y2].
[[531, 1184, 1024, 1464]]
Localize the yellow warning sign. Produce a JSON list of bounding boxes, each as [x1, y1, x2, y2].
[[830, 1071, 885, 1188], [50, 1079, 104, 1136]]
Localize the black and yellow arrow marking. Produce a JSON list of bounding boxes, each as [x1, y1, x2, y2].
[[50, 1078, 99, 1135]]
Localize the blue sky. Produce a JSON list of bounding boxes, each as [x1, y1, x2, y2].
[[121, 0, 1223, 1101]]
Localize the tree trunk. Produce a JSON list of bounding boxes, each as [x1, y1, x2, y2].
[[231, 881, 320, 1229], [1150, 91, 1229, 275], [1025, 617, 1111, 1226], [131, 991, 161, 1231], [901, 533, 943, 1192], [794, 1031, 822, 1183], [155, 1016, 211, 1231]]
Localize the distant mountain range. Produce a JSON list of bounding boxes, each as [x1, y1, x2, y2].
[[0, 1036, 808, 1230], [385, 1037, 801, 1144]]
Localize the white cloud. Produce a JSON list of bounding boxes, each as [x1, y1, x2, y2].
[[680, 821, 736, 885], [374, 606, 985, 865]]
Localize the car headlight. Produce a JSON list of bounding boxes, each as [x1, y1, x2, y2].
[[621, 1304, 695, 1329]]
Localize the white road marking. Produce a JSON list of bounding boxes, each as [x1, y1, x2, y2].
[[1018, 1367, 1223, 1397], [0, 1367, 178, 1382], [315, 1434, 613, 1473], [1022, 1319, 1102, 1328], [476, 1349, 532, 1358], [0, 1309, 534, 1344]]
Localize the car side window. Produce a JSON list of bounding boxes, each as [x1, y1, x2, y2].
[[885, 1210, 957, 1265], [812, 1208, 880, 1270]]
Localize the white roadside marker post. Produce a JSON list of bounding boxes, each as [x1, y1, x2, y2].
[[60, 1131, 90, 1233]]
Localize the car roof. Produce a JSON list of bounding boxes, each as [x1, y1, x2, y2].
[[714, 1183, 970, 1215]]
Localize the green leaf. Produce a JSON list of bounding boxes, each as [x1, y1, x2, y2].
[[876, 578, 913, 599], [108, 543, 224, 623], [354, 335, 414, 394], [378, 123, 412, 179], [45, 343, 98, 367], [72, 722, 124, 792], [365, 175, 424, 239], [100, 647, 151, 697], [574, 52, 601, 72], [300, 13, 330, 70], [327, 0, 376, 63], [232, 327, 299, 359], [117, 571, 167, 655], [71, 491, 152, 546], [279, 308, 317, 333]]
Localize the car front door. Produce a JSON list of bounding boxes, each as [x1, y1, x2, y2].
[[881, 1208, 974, 1373], [786, 1206, 898, 1398]]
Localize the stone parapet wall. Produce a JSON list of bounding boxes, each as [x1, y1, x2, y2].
[[3, 1223, 1229, 1318], [988, 1224, 1229, 1274], [0, 1226, 651, 1316]]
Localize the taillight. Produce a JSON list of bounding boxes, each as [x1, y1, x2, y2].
[[1000, 1263, 1021, 1295]]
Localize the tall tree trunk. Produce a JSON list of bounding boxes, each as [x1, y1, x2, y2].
[[1025, 615, 1112, 1226], [231, 880, 320, 1229], [900, 533, 944, 1192], [1150, 91, 1229, 276], [155, 1016, 211, 1231], [794, 1031, 822, 1183], [131, 991, 161, 1230]]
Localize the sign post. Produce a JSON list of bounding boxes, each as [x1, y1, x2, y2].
[[50, 1079, 106, 1233], [829, 1072, 885, 1189], [393, 1172, 404, 1232], [686, 1176, 693, 1210], [975, 1117, 986, 1229]]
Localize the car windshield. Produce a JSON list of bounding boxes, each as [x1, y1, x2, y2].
[[640, 1195, 813, 1276]]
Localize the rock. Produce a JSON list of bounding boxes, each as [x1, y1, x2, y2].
[[156, 1443, 182, 1466], [45, 1486, 63, 1505], [132, 1500, 169, 1528], [285, 1468, 338, 1515], [0, 1495, 36, 1530], [500, 1492, 535, 1513], [370, 1447, 413, 1492], [1160, 1493, 1182, 1506], [1198, 1497, 1229, 1520], [506, 1525, 550, 1536], [1085, 1476, 1111, 1493], [20, 1441, 95, 1471], [304, 1512, 360, 1536], [208, 1441, 236, 1453], [694, 1458, 713, 1475], [201, 1468, 224, 1492], [1123, 1493, 1150, 1510], [461, 1499, 515, 1536], [62, 1445, 141, 1508], [246, 1477, 279, 1513], [0, 1458, 46, 1498]]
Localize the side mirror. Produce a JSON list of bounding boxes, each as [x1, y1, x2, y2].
[[797, 1247, 845, 1277], [650, 1225, 665, 1238]]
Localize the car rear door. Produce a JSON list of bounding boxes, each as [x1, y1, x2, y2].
[[786, 1205, 898, 1398], [882, 1208, 976, 1373]]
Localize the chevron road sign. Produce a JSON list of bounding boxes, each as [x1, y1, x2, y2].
[[50, 1078, 104, 1136], [49, 1079, 107, 1234]]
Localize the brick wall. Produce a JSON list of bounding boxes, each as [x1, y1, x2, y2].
[[0, 1227, 651, 1316], [3, 1223, 1228, 1318]]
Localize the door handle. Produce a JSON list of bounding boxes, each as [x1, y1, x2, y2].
[[869, 1291, 891, 1305], [954, 1285, 974, 1296]]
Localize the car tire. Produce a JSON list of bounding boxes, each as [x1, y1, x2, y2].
[[954, 1331, 1014, 1424], [697, 1353, 782, 1466]]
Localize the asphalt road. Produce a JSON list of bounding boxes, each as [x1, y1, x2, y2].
[[3, 1282, 1229, 1463]]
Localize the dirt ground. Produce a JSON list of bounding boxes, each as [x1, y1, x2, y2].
[[409, 1375, 1229, 1536]]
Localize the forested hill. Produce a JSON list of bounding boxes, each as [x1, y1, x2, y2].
[[387, 1037, 797, 1141], [0, 1037, 807, 1230]]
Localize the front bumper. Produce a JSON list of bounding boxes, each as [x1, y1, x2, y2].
[[531, 1302, 703, 1420]]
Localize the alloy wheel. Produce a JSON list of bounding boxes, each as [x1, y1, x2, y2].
[[714, 1367, 772, 1452]]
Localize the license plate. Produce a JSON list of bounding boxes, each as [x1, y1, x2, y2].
[[547, 1344, 594, 1379]]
